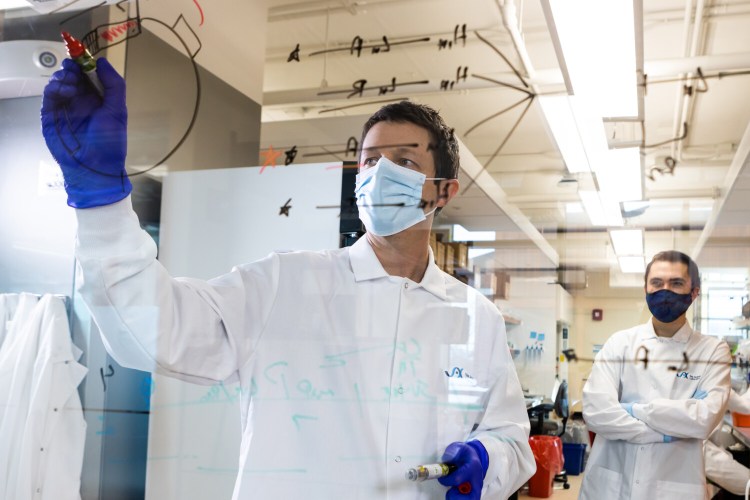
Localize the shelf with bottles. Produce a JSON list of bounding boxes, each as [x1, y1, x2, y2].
[[429, 231, 472, 278]]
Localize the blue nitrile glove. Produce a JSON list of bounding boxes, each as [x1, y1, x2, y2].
[[438, 440, 488, 500], [692, 389, 708, 400], [663, 435, 680, 443], [41, 57, 131, 208], [621, 402, 636, 417]]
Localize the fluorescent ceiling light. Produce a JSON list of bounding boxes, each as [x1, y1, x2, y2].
[[541, 95, 642, 203], [610, 229, 643, 256], [579, 191, 606, 226], [619, 256, 645, 274], [452, 224, 496, 242], [544, 0, 638, 118], [539, 96, 590, 173], [579, 190, 623, 227], [594, 147, 643, 202], [0, 0, 30, 8], [565, 202, 583, 214]]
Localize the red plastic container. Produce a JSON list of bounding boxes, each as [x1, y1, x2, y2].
[[527, 435, 564, 498], [528, 465, 555, 498], [732, 412, 750, 427]]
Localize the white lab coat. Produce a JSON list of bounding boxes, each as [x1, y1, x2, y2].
[[580, 321, 730, 500], [0, 293, 20, 349], [0, 293, 87, 500], [704, 390, 750, 496], [74, 197, 536, 500]]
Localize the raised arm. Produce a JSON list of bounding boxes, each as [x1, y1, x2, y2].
[[42, 58, 276, 383], [74, 198, 279, 383]]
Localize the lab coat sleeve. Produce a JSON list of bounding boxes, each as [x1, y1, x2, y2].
[[582, 337, 667, 443], [471, 315, 536, 498], [631, 341, 731, 439], [704, 440, 750, 495], [728, 387, 750, 414], [75, 196, 280, 384]]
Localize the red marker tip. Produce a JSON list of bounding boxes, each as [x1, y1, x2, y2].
[[61, 31, 85, 58], [458, 482, 472, 495]]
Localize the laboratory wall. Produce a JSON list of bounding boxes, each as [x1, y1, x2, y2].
[[568, 272, 651, 408], [500, 273, 561, 397]]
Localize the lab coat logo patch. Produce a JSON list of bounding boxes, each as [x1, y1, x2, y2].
[[675, 371, 701, 381], [445, 367, 473, 379]]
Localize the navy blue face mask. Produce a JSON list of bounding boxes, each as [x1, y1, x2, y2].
[[645, 289, 694, 323]]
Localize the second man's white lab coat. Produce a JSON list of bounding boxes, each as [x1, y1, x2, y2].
[[704, 389, 750, 497], [74, 197, 535, 500], [581, 321, 730, 500]]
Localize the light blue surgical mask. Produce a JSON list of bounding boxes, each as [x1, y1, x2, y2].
[[355, 157, 441, 236]]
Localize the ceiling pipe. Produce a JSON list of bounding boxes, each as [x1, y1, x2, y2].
[[268, 0, 433, 22], [495, 0, 540, 94], [678, 0, 710, 163], [645, 52, 750, 76], [668, 0, 694, 162], [671, 0, 708, 163]]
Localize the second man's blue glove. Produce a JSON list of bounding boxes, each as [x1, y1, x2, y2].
[[692, 389, 708, 400], [438, 440, 489, 500], [41, 57, 131, 208], [621, 402, 636, 417]]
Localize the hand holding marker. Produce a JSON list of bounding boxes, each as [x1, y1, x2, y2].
[[406, 463, 472, 495], [41, 32, 131, 208], [61, 31, 104, 96]]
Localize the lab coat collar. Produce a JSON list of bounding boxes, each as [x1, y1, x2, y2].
[[640, 320, 694, 343], [349, 236, 448, 301]]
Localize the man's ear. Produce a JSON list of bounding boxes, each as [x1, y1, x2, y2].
[[436, 179, 460, 208], [691, 287, 700, 301]]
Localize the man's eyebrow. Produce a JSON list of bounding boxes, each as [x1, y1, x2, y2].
[[359, 142, 421, 152]]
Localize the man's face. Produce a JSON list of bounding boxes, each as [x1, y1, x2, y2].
[[359, 121, 457, 213], [645, 260, 697, 299]]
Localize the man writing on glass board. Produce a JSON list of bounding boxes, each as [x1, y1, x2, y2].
[[580, 251, 730, 500], [41, 57, 535, 499]]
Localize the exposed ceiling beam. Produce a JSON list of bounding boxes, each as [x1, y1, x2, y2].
[[693, 120, 750, 258]]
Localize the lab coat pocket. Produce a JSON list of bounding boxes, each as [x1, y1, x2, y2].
[[584, 466, 622, 498], [655, 480, 705, 499]]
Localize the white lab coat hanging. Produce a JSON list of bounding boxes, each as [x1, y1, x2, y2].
[[0, 294, 87, 500]]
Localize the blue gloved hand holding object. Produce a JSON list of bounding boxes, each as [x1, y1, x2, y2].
[[438, 440, 488, 499], [41, 57, 131, 208], [692, 389, 708, 400]]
